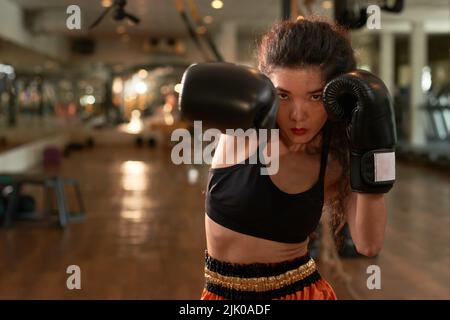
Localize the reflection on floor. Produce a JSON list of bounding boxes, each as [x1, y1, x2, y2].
[[0, 146, 448, 299]]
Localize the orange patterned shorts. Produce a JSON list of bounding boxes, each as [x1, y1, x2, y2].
[[201, 251, 336, 300]]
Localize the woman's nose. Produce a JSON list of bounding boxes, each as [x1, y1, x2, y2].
[[289, 102, 308, 122]]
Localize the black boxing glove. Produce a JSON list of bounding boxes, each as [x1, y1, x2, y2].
[[178, 62, 278, 132], [323, 70, 397, 193]]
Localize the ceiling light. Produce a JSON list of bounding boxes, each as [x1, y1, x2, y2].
[[137, 69, 148, 78], [101, 0, 113, 8], [197, 26, 206, 35], [211, 0, 223, 9], [321, 0, 333, 9], [203, 15, 213, 24]]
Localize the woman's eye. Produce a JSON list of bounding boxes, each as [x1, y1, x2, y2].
[[311, 94, 322, 101], [278, 93, 289, 100]]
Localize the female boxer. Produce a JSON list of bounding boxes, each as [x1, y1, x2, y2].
[[180, 16, 396, 300]]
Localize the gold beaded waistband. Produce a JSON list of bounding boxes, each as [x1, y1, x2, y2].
[[205, 258, 317, 292]]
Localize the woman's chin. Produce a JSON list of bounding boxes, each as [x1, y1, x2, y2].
[[286, 133, 312, 145]]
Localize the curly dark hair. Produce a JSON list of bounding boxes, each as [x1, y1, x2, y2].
[[257, 16, 356, 241]]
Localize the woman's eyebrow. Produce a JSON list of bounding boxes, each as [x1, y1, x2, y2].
[[275, 86, 290, 93], [308, 87, 324, 94], [307, 87, 324, 94], [276, 86, 324, 94]]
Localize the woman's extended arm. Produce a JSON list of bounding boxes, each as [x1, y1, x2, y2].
[[345, 192, 387, 257]]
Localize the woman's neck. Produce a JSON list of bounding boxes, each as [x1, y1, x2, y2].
[[279, 130, 322, 156]]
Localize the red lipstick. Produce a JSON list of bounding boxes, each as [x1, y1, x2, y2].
[[291, 128, 308, 136]]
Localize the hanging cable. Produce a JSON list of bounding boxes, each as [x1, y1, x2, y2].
[[187, 0, 224, 62], [173, 0, 211, 61]]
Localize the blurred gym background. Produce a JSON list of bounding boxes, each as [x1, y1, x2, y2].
[[0, 0, 448, 300]]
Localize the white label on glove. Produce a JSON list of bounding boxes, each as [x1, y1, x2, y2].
[[374, 152, 395, 182]]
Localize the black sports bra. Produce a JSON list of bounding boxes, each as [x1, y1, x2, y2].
[[205, 122, 331, 243]]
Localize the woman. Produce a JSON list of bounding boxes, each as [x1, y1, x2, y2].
[[196, 17, 389, 300]]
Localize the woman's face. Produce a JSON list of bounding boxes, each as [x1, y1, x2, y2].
[[269, 66, 328, 148]]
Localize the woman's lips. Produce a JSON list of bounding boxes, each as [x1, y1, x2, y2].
[[291, 128, 308, 136]]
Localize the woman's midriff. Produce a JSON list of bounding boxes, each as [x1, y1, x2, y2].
[[205, 214, 309, 264]]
